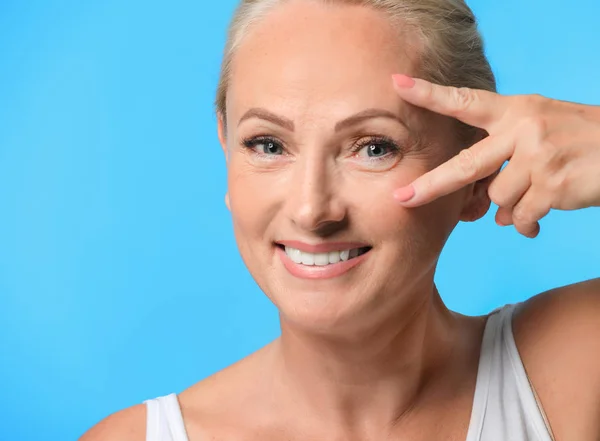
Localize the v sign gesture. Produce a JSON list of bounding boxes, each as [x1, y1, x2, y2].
[[391, 74, 600, 238]]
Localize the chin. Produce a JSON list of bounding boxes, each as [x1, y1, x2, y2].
[[268, 282, 376, 337]]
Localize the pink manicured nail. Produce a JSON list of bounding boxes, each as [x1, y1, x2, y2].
[[392, 74, 416, 89], [393, 185, 415, 203]]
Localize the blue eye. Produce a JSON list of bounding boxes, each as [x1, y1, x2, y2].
[[354, 138, 400, 160], [242, 137, 284, 155], [363, 143, 390, 157]]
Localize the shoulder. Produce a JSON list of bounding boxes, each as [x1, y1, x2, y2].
[[512, 277, 600, 440], [79, 403, 146, 441], [513, 277, 600, 363]]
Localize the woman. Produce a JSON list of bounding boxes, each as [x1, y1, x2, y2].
[[82, 0, 600, 440]]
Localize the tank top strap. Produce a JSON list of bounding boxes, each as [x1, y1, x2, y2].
[[466, 302, 555, 441], [464, 303, 506, 441], [499, 303, 556, 441], [144, 393, 189, 441]]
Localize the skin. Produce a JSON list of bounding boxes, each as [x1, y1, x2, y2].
[[391, 75, 600, 237], [80, 1, 600, 440]]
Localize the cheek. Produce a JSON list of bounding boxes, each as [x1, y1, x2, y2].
[[227, 160, 287, 242], [228, 171, 261, 235], [227, 170, 273, 283], [355, 177, 462, 257], [403, 195, 464, 257]]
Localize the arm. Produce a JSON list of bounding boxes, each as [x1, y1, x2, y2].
[[512, 278, 600, 441]]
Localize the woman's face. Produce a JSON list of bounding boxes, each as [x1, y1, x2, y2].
[[219, 1, 487, 333]]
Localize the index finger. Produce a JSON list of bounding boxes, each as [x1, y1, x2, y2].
[[394, 133, 513, 207], [392, 74, 507, 130]]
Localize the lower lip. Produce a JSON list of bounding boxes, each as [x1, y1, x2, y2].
[[276, 246, 370, 279]]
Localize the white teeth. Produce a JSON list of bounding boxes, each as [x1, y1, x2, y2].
[[301, 252, 314, 266], [283, 246, 368, 266], [328, 251, 340, 264], [314, 253, 329, 266], [289, 247, 302, 264]]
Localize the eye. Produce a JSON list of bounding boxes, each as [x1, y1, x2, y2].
[[352, 137, 400, 160], [363, 143, 390, 157], [242, 136, 284, 155]]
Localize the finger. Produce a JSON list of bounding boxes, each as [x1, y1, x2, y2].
[[487, 158, 531, 208], [394, 133, 515, 207], [511, 190, 551, 238], [392, 74, 507, 130], [495, 205, 514, 226]]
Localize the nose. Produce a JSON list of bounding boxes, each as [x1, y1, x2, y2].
[[287, 156, 346, 234]]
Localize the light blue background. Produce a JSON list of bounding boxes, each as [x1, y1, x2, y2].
[[1, 0, 599, 439]]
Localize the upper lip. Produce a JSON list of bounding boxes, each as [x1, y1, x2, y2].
[[276, 240, 371, 253]]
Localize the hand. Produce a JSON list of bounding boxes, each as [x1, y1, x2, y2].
[[391, 74, 600, 238]]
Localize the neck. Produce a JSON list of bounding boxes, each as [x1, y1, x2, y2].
[[268, 282, 476, 435]]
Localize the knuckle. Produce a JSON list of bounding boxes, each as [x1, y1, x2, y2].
[[452, 87, 476, 113], [522, 93, 546, 111], [528, 140, 562, 181], [512, 204, 532, 225], [487, 182, 507, 206], [539, 139, 564, 169], [527, 93, 545, 103], [529, 141, 549, 165], [518, 118, 549, 163], [544, 170, 568, 198], [423, 83, 435, 102], [454, 148, 479, 181], [512, 196, 534, 225], [523, 115, 547, 140]]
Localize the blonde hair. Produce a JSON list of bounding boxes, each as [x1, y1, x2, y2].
[[215, 0, 496, 146]]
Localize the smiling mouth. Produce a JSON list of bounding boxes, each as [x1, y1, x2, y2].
[[275, 244, 372, 266]]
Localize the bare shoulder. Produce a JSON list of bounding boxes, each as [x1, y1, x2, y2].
[[80, 343, 276, 441], [513, 277, 600, 362], [79, 403, 146, 441], [512, 277, 600, 440]]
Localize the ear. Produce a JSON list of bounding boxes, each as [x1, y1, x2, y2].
[[458, 171, 497, 222], [217, 112, 231, 211], [458, 129, 496, 222]]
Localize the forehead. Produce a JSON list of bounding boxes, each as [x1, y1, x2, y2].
[[227, 1, 423, 125]]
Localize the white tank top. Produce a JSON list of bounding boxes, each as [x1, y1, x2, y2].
[[143, 303, 555, 441]]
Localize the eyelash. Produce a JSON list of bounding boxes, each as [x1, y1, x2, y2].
[[241, 135, 284, 159], [240, 135, 402, 161], [348, 135, 402, 161]]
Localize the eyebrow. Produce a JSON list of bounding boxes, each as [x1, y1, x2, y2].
[[238, 108, 295, 131], [238, 107, 410, 132]]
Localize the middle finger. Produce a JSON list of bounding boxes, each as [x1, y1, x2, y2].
[[487, 155, 531, 208]]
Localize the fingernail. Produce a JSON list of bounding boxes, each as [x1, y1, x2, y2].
[[495, 219, 507, 226], [392, 74, 416, 89], [394, 185, 415, 203]]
